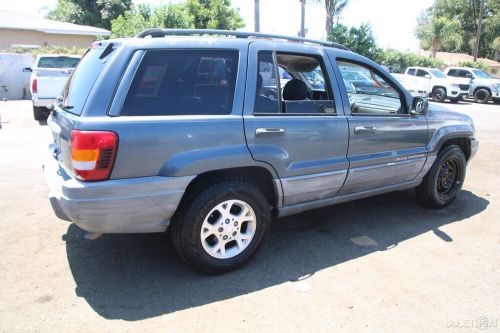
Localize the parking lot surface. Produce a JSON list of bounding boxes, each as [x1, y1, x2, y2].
[[0, 100, 499, 332]]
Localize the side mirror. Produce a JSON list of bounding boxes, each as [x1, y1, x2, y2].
[[22, 67, 32, 73], [411, 96, 428, 115], [466, 74, 473, 79], [424, 74, 431, 79]]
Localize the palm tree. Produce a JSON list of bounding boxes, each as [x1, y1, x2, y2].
[[313, 0, 349, 33], [416, 16, 462, 58], [492, 37, 500, 61]]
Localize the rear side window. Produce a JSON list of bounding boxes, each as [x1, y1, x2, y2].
[[61, 45, 113, 115], [37, 56, 80, 69], [407, 68, 416, 75], [416, 69, 429, 77], [447, 69, 457, 77], [122, 49, 239, 116]]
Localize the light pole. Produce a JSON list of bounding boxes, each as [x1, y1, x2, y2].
[[255, 0, 260, 32], [299, 0, 307, 37], [473, 0, 485, 62]]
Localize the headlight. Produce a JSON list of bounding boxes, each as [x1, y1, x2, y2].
[[492, 83, 500, 91]]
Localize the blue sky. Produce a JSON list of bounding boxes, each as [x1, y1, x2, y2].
[[1, 0, 434, 51]]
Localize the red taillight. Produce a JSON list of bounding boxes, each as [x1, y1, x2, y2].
[[32, 79, 37, 94], [70, 130, 118, 181]]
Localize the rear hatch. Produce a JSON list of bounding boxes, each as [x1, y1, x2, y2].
[[34, 56, 80, 99], [48, 43, 116, 175]]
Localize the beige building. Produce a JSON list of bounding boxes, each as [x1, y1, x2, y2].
[[0, 10, 110, 50], [421, 51, 500, 77]]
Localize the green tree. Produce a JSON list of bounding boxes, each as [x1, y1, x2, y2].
[[111, 4, 195, 38], [313, 0, 349, 33], [48, 0, 132, 30], [111, 0, 243, 38], [186, 0, 244, 30], [328, 23, 382, 61], [416, 14, 462, 58], [417, 0, 500, 59]]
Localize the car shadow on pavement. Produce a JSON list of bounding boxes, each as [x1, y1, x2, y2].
[[64, 189, 488, 321]]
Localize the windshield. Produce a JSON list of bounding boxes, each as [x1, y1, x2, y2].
[[302, 67, 325, 89], [37, 56, 80, 69], [472, 69, 491, 78], [430, 69, 446, 78]]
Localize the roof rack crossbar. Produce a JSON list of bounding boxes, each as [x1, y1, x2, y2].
[[135, 28, 350, 51]]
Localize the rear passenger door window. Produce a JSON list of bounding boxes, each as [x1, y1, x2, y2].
[[122, 50, 238, 116], [253, 51, 335, 114]]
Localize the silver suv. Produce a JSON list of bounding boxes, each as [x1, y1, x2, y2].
[[44, 29, 478, 273], [444, 67, 500, 104]]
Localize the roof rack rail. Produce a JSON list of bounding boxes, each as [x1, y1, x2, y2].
[[135, 28, 350, 51]]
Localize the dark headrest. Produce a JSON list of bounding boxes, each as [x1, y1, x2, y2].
[[283, 79, 308, 100], [257, 73, 263, 90]]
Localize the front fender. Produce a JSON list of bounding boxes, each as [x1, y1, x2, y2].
[[427, 124, 474, 153]]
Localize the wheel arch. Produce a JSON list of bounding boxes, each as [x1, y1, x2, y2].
[[432, 85, 447, 94], [473, 86, 491, 95], [177, 166, 281, 214]]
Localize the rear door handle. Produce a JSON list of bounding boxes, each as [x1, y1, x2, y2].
[[255, 128, 286, 137], [354, 126, 377, 135]]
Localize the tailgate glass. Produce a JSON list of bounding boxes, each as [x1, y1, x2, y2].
[[60, 43, 114, 115]]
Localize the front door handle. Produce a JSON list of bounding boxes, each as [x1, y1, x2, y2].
[[255, 128, 286, 137], [354, 126, 377, 135]]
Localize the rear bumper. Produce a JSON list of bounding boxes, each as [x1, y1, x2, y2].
[[32, 98, 56, 108], [43, 154, 194, 233]]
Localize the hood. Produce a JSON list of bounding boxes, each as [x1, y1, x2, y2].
[[472, 77, 500, 86]]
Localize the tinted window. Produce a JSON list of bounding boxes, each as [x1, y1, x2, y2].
[[458, 70, 471, 78], [338, 61, 404, 115], [447, 69, 457, 76], [61, 45, 112, 115], [38, 56, 80, 69], [254, 51, 280, 113], [416, 69, 429, 77], [123, 50, 238, 116], [407, 68, 416, 75]]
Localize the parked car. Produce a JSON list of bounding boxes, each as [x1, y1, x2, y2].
[[444, 67, 500, 104], [44, 29, 478, 274], [404, 67, 468, 103], [391, 73, 428, 97], [23, 54, 81, 120]]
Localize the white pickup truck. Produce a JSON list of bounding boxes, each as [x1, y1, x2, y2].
[[23, 54, 80, 120], [398, 67, 469, 103]]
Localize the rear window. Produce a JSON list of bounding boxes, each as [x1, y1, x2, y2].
[[37, 56, 80, 69], [122, 49, 239, 116], [61, 45, 112, 115]]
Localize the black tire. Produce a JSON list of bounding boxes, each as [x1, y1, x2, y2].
[[473, 88, 491, 104], [416, 145, 466, 209], [432, 87, 447, 103], [33, 106, 49, 121], [170, 178, 271, 274]]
